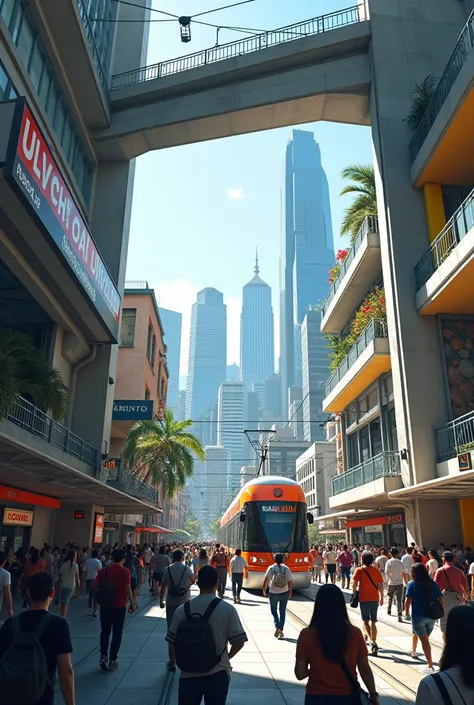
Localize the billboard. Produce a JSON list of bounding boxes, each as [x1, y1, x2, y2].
[[112, 400, 154, 420], [4, 99, 120, 340]]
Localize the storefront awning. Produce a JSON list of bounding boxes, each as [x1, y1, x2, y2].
[[388, 469, 474, 500], [136, 525, 173, 534]]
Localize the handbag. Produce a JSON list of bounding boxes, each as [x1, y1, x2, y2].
[[428, 596, 444, 620], [350, 567, 378, 609], [339, 658, 369, 705]]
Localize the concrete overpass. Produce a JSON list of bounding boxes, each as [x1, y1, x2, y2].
[[94, 5, 372, 160]]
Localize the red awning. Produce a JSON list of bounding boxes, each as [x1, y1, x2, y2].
[[135, 526, 173, 534]]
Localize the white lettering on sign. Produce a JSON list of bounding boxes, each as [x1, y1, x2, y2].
[[261, 505, 296, 513], [3, 507, 34, 526]]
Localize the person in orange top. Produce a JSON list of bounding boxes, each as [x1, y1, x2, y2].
[[295, 584, 379, 704], [352, 551, 384, 656]]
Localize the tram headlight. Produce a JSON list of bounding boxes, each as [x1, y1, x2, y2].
[[250, 556, 257, 563], [303, 556, 309, 563]]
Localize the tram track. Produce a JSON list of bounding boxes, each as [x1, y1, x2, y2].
[[158, 668, 176, 705], [285, 605, 418, 702]]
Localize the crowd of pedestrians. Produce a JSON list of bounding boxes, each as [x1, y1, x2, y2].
[[0, 538, 474, 705]]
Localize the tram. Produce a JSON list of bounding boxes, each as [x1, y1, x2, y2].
[[218, 476, 313, 590]]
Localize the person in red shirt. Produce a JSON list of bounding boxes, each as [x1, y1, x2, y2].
[[434, 551, 468, 641], [337, 545, 354, 590], [92, 548, 135, 671]]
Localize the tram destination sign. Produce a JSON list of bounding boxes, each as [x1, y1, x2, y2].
[[3, 99, 120, 341]]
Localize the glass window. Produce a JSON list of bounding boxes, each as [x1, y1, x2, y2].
[[53, 99, 65, 135], [10, 2, 22, 44], [244, 502, 308, 553], [370, 418, 383, 456], [61, 117, 72, 158], [360, 425, 370, 462], [120, 309, 136, 346], [29, 42, 44, 91], [347, 433, 359, 468], [146, 323, 153, 362], [1, 0, 16, 28], [144, 387, 150, 401], [16, 14, 34, 68], [38, 63, 51, 106], [0, 60, 9, 100]]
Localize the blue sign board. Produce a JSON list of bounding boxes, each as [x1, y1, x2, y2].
[[112, 400, 154, 421]]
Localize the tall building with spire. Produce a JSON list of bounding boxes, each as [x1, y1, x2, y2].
[[240, 251, 275, 392], [186, 288, 227, 426], [280, 129, 334, 411]]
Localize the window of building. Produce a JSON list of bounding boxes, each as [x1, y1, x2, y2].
[[0, 0, 94, 204], [0, 58, 18, 101], [144, 387, 150, 401], [151, 335, 156, 369], [120, 309, 136, 346], [146, 323, 156, 368]]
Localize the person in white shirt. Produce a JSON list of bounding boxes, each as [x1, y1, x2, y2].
[[59, 550, 80, 619], [322, 545, 338, 585], [229, 549, 248, 604], [385, 547, 407, 622], [263, 554, 293, 639], [401, 547, 414, 612], [416, 605, 474, 704], [0, 551, 13, 622], [83, 548, 103, 617], [426, 550, 442, 579]]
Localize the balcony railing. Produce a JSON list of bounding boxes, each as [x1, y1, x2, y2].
[[324, 319, 389, 399], [415, 188, 474, 290], [332, 451, 401, 496], [321, 216, 379, 319], [409, 11, 474, 162], [111, 4, 367, 89], [6, 396, 98, 468], [107, 466, 158, 504], [436, 410, 474, 462], [76, 0, 110, 98]]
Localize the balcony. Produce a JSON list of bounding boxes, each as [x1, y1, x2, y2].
[[321, 217, 381, 335], [410, 11, 474, 186], [37, 0, 110, 128], [329, 451, 402, 509], [323, 320, 390, 413], [6, 395, 98, 468], [107, 466, 159, 505], [436, 410, 474, 463], [415, 189, 474, 315]]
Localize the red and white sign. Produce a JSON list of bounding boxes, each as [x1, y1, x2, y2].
[[3, 508, 34, 526], [94, 513, 104, 544], [5, 100, 120, 339]]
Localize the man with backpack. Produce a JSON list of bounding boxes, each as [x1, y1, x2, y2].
[[0, 571, 74, 705], [160, 550, 195, 630], [166, 565, 247, 705], [263, 553, 293, 639], [92, 548, 135, 671]]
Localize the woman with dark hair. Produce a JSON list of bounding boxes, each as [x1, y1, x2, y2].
[[21, 548, 45, 608], [405, 562, 443, 673], [150, 544, 170, 596], [196, 548, 209, 575], [426, 550, 441, 579], [416, 605, 474, 703], [295, 584, 379, 704], [59, 549, 79, 619]]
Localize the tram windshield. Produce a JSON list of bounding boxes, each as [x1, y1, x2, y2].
[[243, 501, 308, 554]]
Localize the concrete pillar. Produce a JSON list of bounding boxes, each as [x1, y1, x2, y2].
[[423, 183, 446, 242], [459, 498, 474, 546], [368, 0, 466, 486]]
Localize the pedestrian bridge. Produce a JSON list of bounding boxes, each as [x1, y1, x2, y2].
[[94, 5, 372, 160]]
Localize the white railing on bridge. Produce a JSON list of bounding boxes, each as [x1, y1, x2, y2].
[[111, 5, 368, 90]]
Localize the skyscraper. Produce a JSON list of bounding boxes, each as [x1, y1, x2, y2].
[[159, 308, 182, 415], [241, 251, 274, 391], [217, 381, 246, 495], [186, 288, 227, 423], [280, 129, 334, 411], [301, 309, 330, 443]]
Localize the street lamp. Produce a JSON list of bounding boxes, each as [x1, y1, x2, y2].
[[179, 16, 192, 43]]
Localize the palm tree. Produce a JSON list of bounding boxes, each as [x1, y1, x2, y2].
[[340, 164, 377, 242], [405, 74, 437, 132], [122, 408, 205, 499], [0, 328, 68, 420]]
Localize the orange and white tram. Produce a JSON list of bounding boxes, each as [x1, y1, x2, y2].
[[218, 476, 313, 590]]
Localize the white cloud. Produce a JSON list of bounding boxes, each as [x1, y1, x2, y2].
[[153, 278, 241, 376], [226, 187, 244, 201]]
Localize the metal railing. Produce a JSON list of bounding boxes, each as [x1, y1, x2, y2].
[[415, 188, 474, 289], [322, 216, 379, 319], [332, 451, 401, 495], [6, 396, 98, 467], [324, 319, 388, 399], [409, 11, 474, 162], [436, 410, 474, 462], [107, 466, 159, 504], [111, 4, 367, 90], [124, 281, 150, 289], [76, 0, 110, 98]]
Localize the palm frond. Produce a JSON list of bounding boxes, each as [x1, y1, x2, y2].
[[339, 165, 377, 241], [405, 75, 437, 131]]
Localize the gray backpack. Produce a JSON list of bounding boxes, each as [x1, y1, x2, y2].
[[0, 613, 51, 705]]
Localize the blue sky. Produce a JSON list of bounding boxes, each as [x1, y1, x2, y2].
[[125, 0, 373, 373]]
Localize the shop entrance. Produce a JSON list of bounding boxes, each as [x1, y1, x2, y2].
[[0, 525, 30, 552]]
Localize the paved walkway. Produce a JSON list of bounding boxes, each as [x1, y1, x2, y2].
[[14, 580, 422, 705]]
